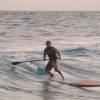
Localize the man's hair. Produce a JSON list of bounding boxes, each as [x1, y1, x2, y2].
[[46, 40, 51, 44]]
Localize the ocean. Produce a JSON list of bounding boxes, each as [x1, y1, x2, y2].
[[0, 11, 100, 100]]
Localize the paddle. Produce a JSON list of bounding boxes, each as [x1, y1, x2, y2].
[[11, 59, 49, 65]]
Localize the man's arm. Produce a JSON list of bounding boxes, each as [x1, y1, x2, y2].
[[43, 49, 46, 60], [57, 51, 61, 59], [54, 47, 61, 59]]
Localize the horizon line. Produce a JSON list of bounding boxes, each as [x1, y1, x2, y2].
[[0, 10, 100, 12]]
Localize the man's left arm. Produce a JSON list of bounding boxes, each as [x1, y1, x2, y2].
[[57, 51, 61, 59], [54, 47, 61, 59]]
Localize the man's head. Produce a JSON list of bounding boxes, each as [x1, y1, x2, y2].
[[46, 41, 51, 47]]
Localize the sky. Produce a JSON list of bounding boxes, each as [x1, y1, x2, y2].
[[0, 0, 100, 11]]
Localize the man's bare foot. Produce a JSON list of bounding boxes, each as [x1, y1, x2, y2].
[[49, 73, 54, 78], [51, 73, 54, 78], [62, 75, 64, 80]]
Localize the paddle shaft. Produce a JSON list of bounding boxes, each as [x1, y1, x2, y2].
[[11, 59, 49, 65]]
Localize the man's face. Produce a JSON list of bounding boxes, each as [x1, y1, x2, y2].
[[46, 42, 51, 47]]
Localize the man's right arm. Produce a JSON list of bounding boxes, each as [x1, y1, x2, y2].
[[43, 49, 46, 60]]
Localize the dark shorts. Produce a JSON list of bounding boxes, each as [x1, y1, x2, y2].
[[46, 60, 58, 71]]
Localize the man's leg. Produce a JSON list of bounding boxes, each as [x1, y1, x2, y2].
[[53, 61, 64, 80], [56, 69, 64, 80], [45, 61, 53, 77]]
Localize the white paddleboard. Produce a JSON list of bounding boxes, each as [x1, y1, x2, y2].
[[69, 79, 100, 87], [44, 77, 100, 87]]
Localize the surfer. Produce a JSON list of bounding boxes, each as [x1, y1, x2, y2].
[[43, 40, 64, 80]]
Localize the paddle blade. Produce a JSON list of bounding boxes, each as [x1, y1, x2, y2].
[[11, 62, 22, 65]]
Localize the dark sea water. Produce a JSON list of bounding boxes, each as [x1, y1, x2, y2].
[[0, 11, 100, 100]]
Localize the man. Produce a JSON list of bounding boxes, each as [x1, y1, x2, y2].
[[43, 40, 64, 80]]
